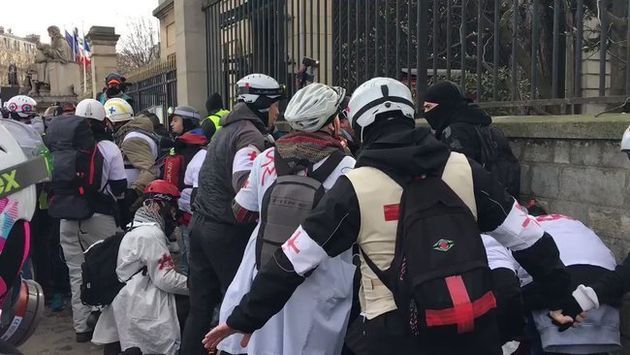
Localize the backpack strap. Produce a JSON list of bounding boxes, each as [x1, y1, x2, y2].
[[309, 150, 346, 183], [273, 149, 294, 177]]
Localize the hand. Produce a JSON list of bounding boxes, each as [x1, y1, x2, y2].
[[548, 309, 587, 332], [202, 323, 252, 351]]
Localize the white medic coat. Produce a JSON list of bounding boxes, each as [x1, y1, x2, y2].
[[218, 148, 357, 355], [92, 222, 189, 355]]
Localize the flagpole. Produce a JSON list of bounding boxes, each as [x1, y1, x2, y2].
[[82, 27, 87, 94]]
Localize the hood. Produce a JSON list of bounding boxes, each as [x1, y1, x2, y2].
[[114, 115, 155, 142], [357, 127, 451, 178], [450, 104, 492, 126], [220, 102, 266, 131]]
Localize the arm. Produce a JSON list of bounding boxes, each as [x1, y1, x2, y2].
[[120, 138, 157, 193], [142, 233, 189, 296], [472, 160, 570, 310], [232, 153, 262, 224], [231, 126, 265, 192], [226, 177, 360, 333], [108, 148, 128, 199]]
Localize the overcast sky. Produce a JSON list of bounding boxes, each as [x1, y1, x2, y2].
[[0, 0, 158, 46]]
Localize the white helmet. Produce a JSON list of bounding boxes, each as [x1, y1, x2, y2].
[[104, 98, 134, 123], [347, 77, 415, 141], [76, 99, 106, 121], [6, 95, 37, 118], [622, 125, 630, 161], [236, 74, 284, 110], [0, 120, 48, 236], [284, 83, 346, 132]]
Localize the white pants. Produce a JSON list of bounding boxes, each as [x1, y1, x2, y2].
[[60, 213, 117, 333]]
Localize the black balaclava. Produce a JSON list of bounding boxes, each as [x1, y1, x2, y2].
[[423, 81, 470, 133], [105, 86, 122, 98], [206, 93, 224, 114], [355, 112, 415, 151], [161, 202, 178, 238], [90, 120, 113, 141]]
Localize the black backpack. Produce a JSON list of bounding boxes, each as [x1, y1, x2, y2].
[[80, 226, 145, 307], [255, 149, 345, 269], [45, 115, 104, 220], [475, 126, 521, 198], [362, 175, 496, 338]]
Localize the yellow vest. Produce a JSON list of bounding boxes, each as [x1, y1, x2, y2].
[[344, 152, 477, 320], [206, 109, 230, 133]]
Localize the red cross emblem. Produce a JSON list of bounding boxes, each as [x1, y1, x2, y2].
[[157, 254, 175, 270], [283, 231, 301, 254], [248, 151, 258, 161], [425, 276, 496, 334]]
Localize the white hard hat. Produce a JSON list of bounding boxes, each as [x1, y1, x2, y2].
[[622, 125, 630, 160], [347, 77, 415, 141], [236, 74, 284, 110], [284, 83, 346, 132], [6, 95, 37, 118], [104, 98, 134, 122], [76, 99, 106, 121]]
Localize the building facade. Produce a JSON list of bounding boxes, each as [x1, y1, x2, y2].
[[0, 27, 37, 87]]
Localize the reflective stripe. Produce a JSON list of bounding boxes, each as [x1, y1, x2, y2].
[[425, 275, 496, 334]]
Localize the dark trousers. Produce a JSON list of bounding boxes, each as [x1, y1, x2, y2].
[[180, 215, 253, 355], [30, 210, 69, 298], [350, 310, 502, 355]]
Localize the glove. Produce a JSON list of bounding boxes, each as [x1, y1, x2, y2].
[[549, 297, 583, 332], [549, 284, 598, 332]]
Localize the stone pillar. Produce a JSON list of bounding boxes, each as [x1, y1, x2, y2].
[[86, 26, 120, 99], [174, 0, 208, 115]]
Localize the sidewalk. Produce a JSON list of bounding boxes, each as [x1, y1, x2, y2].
[[18, 307, 102, 355]]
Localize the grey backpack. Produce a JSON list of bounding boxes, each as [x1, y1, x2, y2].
[[255, 149, 345, 269]]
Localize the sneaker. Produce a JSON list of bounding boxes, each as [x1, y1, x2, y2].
[[76, 331, 93, 343], [50, 293, 64, 312]]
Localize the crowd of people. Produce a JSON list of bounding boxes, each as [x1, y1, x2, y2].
[[0, 71, 630, 355]]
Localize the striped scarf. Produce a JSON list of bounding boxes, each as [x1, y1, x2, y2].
[[275, 131, 346, 171]]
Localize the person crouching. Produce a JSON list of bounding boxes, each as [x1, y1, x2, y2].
[[92, 180, 188, 355]]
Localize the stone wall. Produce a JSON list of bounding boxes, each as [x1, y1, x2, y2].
[[497, 114, 630, 353], [494, 114, 630, 261]]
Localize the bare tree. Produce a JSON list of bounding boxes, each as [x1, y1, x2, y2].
[[117, 18, 160, 75]]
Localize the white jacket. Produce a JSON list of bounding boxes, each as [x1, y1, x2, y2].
[[92, 222, 188, 354], [218, 148, 356, 355]]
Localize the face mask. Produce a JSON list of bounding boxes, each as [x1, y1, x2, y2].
[[160, 203, 178, 239]]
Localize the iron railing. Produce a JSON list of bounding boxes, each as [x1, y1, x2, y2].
[[126, 58, 178, 114], [204, 0, 630, 114]]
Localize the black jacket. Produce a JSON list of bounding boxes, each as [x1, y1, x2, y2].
[[437, 105, 492, 164], [193, 103, 270, 224], [226, 126, 570, 333]]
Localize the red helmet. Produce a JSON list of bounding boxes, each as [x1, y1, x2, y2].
[[144, 180, 180, 203]]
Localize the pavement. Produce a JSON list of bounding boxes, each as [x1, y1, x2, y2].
[[18, 306, 102, 355]]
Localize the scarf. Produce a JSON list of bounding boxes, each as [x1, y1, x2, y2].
[[133, 205, 165, 231], [275, 131, 346, 171]]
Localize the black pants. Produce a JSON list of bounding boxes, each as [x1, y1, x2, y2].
[[180, 215, 253, 355], [351, 311, 502, 355], [30, 211, 69, 298]]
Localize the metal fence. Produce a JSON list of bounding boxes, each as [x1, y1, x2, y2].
[[204, 0, 630, 114], [126, 58, 178, 115]]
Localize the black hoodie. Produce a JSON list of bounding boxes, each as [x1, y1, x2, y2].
[[438, 105, 493, 164], [226, 125, 569, 335]]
